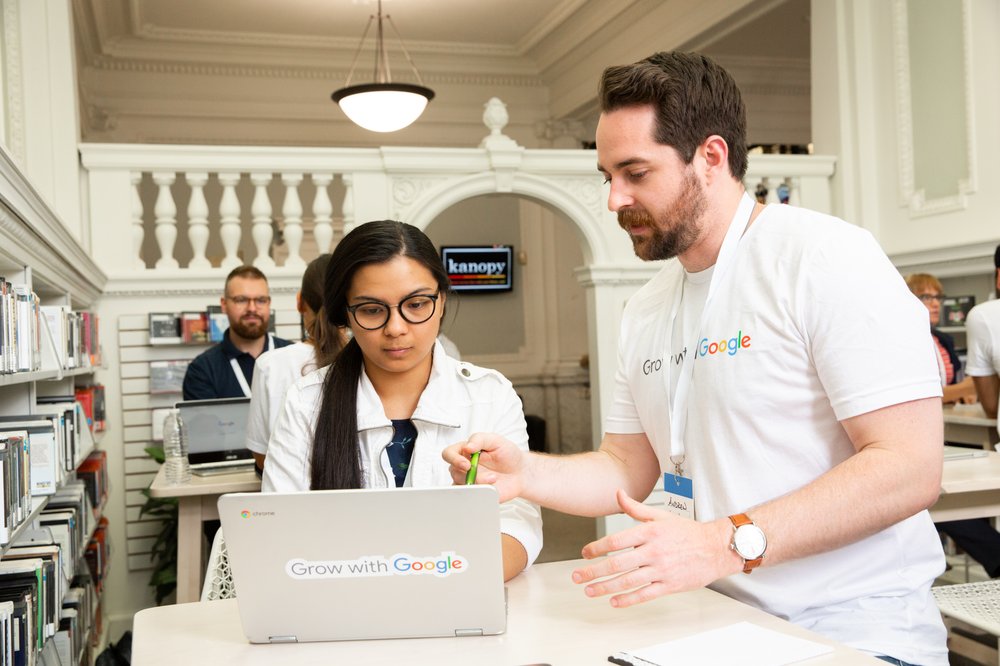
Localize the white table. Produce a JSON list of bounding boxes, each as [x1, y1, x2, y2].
[[132, 559, 880, 665], [148, 466, 260, 602], [944, 403, 999, 450]]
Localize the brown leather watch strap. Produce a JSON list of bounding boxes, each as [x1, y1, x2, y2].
[[729, 513, 764, 574], [729, 513, 752, 528]]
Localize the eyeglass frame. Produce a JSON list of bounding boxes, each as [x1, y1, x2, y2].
[[226, 295, 272, 307], [346, 292, 441, 331], [917, 293, 946, 304]]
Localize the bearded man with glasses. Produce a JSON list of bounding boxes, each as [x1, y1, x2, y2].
[[183, 265, 293, 401]]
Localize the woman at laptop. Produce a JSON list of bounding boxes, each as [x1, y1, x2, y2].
[[262, 220, 542, 581]]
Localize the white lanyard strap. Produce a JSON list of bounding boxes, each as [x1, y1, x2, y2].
[[667, 192, 756, 469], [229, 333, 274, 398]]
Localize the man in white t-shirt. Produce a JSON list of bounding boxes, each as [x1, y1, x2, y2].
[[445, 51, 947, 665], [965, 244, 1000, 424]]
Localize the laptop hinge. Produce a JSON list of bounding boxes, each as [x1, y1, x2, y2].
[[454, 628, 484, 637], [268, 635, 298, 644]]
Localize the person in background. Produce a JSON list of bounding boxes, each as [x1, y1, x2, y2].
[[182, 265, 292, 400], [905, 273, 978, 404], [906, 272, 1000, 578], [446, 51, 947, 664], [246, 254, 344, 476], [966, 244, 1000, 419], [263, 220, 542, 582]]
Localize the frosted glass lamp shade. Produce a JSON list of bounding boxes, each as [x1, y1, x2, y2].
[[332, 83, 435, 133]]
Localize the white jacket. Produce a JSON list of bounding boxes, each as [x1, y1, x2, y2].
[[262, 342, 543, 565]]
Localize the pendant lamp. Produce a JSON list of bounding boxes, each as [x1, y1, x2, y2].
[[331, 0, 435, 133]]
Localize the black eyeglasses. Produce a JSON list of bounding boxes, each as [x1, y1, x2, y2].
[[227, 296, 271, 307], [918, 294, 945, 303], [347, 292, 440, 330]]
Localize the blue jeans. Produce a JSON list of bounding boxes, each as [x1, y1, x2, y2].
[[875, 657, 920, 666]]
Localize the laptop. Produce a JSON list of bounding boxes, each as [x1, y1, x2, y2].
[[218, 485, 507, 643], [176, 397, 254, 473], [943, 444, 989, 461]]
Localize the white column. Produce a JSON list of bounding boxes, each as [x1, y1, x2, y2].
[[250, 173, 276, 270], [152, 171, 179, 269], [218, 172, 243, 270], [186, 172, 211, 268], [281, 172, 305, 268], [312, 173, 334, 254], [130, 172, 145, 270]]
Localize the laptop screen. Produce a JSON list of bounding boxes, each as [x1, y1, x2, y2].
[[176, 397, 252, 465]]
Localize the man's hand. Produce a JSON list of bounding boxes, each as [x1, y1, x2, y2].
[[442, 433, 528, 503], [571, 489, 741, 608]]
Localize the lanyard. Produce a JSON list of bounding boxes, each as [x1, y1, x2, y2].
[[228, 333, 274, 398], [665, 192, 756, 475]]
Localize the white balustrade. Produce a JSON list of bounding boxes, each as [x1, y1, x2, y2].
[[81, 143, 835, 280]]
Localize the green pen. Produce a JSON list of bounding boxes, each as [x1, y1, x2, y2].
[[465, 451, 481, 485]]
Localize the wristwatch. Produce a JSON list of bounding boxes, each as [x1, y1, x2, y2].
[[728, 513, 766, 574]]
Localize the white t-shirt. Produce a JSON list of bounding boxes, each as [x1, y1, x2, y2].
[[245, 342, 317, 455], [606, 204, 947, 665], [964, 297, 1000, 430]]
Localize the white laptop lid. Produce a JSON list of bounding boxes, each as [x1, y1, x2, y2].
[[218, 485, 507, 643], [175, 397, 252, 467]]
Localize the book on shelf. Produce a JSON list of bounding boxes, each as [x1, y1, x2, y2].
[[149, 312, 182, 344], [942, 295, 976, 326], [0, 280, 42, 375], [207, 304, 229, 343], [181, 311, 209, 344], [149, 360, 188, 394], [74, 385, 106, 433], [0, 416, 59, 497], [0, 556, 45, 654]]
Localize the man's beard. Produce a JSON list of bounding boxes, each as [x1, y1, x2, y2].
[[229, 315, 267, 340], [617, 169, 707, 261]]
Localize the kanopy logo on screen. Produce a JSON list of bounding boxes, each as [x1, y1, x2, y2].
[[441, 246, 513, 293]]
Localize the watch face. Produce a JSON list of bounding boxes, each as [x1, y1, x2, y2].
[[734, 524, 767, 559]]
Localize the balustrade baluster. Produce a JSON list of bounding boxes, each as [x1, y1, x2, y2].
[[218, 172, 243, 270], [131, 172, 145, 270], [281, 173, 305, 268], [312, 173, 334, 254], [250, 173, 276, 270], [152, 172, 179, 269], [342, 174, 355, 235], [186, 172, 211, 268]]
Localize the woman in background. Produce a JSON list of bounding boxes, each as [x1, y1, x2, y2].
[[263, 220, 541, 581], [246, 254, 342, 475], [906, 273, 977, 404]]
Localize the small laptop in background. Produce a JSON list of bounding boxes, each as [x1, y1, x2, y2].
[[943, 444, 990, 461], [218, 485, 507, 643], [176, 397, 253, 474]]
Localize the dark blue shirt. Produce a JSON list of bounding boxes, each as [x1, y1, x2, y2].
[[386, 420, 417, 487], [182, 330, 291, 400]]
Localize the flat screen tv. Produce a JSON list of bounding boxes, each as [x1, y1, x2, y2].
[[441, 245, 514, 293]]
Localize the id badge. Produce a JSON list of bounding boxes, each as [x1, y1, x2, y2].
[[663, 473, 695, 519]]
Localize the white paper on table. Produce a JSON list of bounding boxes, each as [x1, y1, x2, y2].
[[612, 621, 834, 666]]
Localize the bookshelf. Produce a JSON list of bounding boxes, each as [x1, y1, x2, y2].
[[0, 148, 107, 663]]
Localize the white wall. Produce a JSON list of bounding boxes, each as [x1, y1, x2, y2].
[[813, 0, 1000, 279]]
